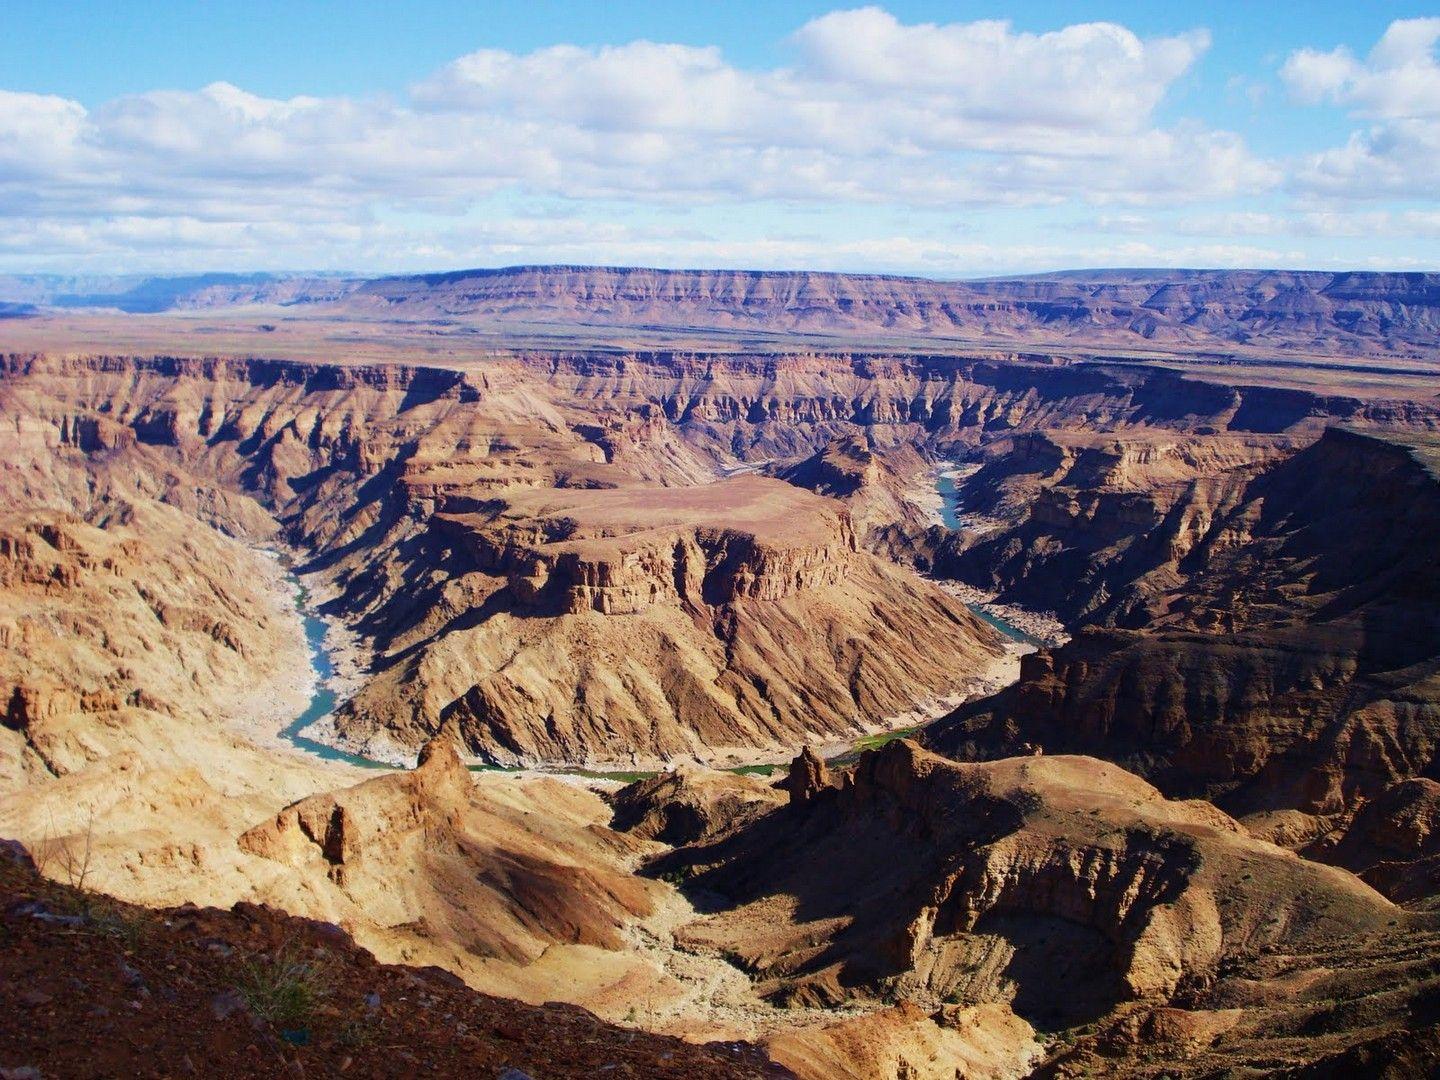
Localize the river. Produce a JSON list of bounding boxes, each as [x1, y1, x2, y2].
[[932, 460, 1067, 649], [278, 581, 395, 770]]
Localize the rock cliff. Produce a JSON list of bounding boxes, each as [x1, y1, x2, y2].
[[338, 475, 1003, 766], [325, 266, 1440, 358], [637, 740, 1440, 1077], [930, 427, 1440, 818], [0, 352, 1008, 767]]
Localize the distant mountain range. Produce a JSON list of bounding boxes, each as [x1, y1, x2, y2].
[[0, 271, 361, 313], [4, 265, 1439, 356]]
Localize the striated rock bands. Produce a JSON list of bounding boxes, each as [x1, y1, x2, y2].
[[931, 426, 1440, 819], [0, 351, 1008, 767]]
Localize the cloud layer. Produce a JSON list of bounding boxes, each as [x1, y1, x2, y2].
[[0, 8, 1435, 273]]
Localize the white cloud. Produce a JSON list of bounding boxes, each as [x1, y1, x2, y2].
[[792, 10, 1207, 131], [1282, 18, 1440, 117], [0, 7, 1287, 271], [1283, 18, 1440, 200]]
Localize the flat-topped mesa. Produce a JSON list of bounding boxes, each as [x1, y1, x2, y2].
[[438, 475, 859, 616], [336, 266, 1440, 355]]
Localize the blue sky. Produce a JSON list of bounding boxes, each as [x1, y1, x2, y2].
[[2, 2, 1438, 275]]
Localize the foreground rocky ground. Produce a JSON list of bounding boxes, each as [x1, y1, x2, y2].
[[0, 843, 785, 1079], [632, 743, 1440, 1077]]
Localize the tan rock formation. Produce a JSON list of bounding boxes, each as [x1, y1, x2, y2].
[[611, 762, 785, 845], [764, 1001, 1038, 1080], [1, 352, 1010, 767], [335, 475, 1007, 766], [932, 427, 1440, 818], [667, 742, 1394, 1025], [628, 739, 1440, 1075], [239, 727, 659, 967], [782, 746, 835, 806]]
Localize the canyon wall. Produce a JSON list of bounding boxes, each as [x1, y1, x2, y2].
[[331, 266, 1440, 357], [930, 428, 1440, 818], [0, 351, 1009, 767]]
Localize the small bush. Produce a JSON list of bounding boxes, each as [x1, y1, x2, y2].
[[235, 943, 331, 1028], [91, 899, 147, 949]]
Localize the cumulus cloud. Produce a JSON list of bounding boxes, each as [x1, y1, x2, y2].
[[1283, 18, 1440, 199], [0, 7, 1289, 270], [414, 10, 1222, 170], [1282, 17, 1440, 117]]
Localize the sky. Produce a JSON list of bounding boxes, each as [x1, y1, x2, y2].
[[2, 1, 1439, 277]]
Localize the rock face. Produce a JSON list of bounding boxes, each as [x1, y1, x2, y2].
[[0, 351, 1008, 767], [610, 762, 786, 846], [781, 746, 836, 806], [779, 434, 936, 560], [337, 474, 1004, 766], [1306, 779, 1440, 903], [762, 1000, 1039, 1080], [440, 477, 860, 615], [525, 349, 1440, 466], [0, 504, 304, 781], [931, 429, 1298, 625], [640, 739, 1440, 1076], [326, 266, 1440, 357], [931, 427, 1440, 818], [664, 742, 1392, 1018], [239, 729, 657, 966]]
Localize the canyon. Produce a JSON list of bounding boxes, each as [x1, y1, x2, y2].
[[3, 265, 1440, 1077]]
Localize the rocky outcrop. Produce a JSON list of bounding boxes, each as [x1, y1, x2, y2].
[[240, 729, 656, 963], [634, 739, 1440, 1077], [610, 762, 785, 845], [763, 1000, 1039, 1080], [930, 427, 1440, 817], [1306, 779, 1440, 902], [328, 473, 1006, 767], [341, 538, 1003, 767], [663, 742, 1392, 1026], [779, 435, 937, 560], [782, 746, 836, 806]]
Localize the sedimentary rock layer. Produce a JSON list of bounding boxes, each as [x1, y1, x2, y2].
[[930, 428, 1440, 817]]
